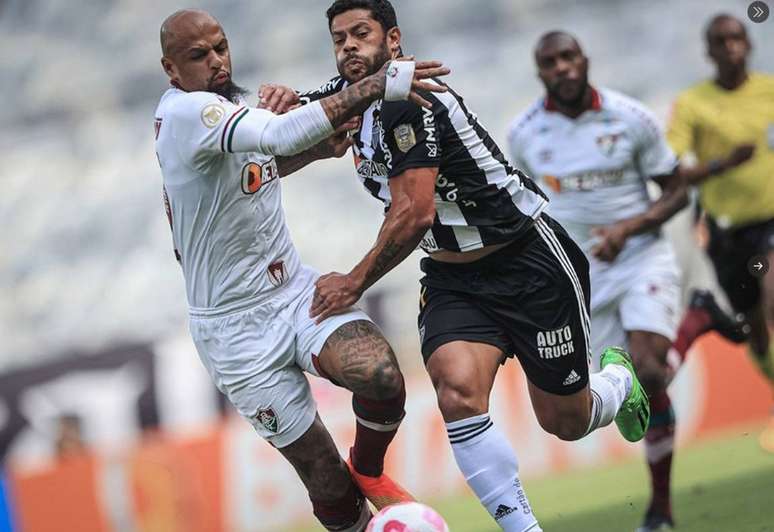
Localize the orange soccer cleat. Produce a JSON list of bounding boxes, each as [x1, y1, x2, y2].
[[346, 449, 416, 510]]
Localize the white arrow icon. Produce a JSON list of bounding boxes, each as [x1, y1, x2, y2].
[[752, 6, 764, 17], [754, 262, 764, 271]]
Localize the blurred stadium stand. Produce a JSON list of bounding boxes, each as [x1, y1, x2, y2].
[[1, 0, 772, 436]]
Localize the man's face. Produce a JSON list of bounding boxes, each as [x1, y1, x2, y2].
[[535, 36, 589, 107], [330, 9, 395, 83], [707, 18, 750, 70], [161, 17, 237, 99]]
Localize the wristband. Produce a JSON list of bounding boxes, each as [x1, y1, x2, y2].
[[384, 60, 415, 101]]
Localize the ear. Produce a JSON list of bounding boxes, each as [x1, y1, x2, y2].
[[161, 57, 178, 83], [387, 27, 402, 57]]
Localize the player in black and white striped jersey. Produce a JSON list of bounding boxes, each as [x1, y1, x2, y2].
[[262, 2, 651, 530]]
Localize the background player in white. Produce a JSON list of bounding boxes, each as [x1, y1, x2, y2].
[[508, 32, 717, 532], [155, 9, 449, 531]]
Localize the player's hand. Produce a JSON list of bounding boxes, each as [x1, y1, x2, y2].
[[310, 118, 360, 160], [724, 143, 756, 170], [258, 84, 300, 114], [591, 223, 629, 263], [311, 273, 363, 323], [383, 57, 451, 109]]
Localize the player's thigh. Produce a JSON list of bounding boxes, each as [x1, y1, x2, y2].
[[189, 306, 316, 449], [418, 285, 509, 420], [426, 340, 505, 422], [289, 266, 396, 396]]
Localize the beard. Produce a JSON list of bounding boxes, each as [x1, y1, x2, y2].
[[337, 44, 393, 84], [210, 78, 248, 104], [546, 72, 589, 108]]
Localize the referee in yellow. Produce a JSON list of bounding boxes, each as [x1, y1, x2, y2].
[[667, 13, 774, 451]]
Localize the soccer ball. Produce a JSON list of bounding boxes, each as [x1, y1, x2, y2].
[[366, 502, 450, 532]]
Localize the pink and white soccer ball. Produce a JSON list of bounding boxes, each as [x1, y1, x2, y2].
[[366, 502, 450, 532]]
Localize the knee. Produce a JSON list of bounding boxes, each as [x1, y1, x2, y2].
[[435, 380, 489, 421], [537, 413, 587, 442], [367, 358, 404, 400]]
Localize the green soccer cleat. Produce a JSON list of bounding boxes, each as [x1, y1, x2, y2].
[[600, 346, 650, 442]]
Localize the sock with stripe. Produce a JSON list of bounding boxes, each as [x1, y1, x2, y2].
[[351, 384, 406, 477], [585, 364, 632, 434], [447, 414, 542, 532], [644, 390, 675, 520]]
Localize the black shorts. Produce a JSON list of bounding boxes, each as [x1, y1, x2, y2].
[[417, 214, 591, 396], [707, 216, 774, 313]]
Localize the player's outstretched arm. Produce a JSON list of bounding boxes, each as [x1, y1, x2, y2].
[[310, 167, 438, 322], [258, 60, 448, 158]]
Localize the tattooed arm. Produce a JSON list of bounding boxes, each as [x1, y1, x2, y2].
[[310, 167, 437, 322]]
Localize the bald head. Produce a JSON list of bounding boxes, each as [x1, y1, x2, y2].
[[534, 31, 583, 61], [703, 13, 751, 74], [159, 9, 244, 101], [160, 9, 223, 57]]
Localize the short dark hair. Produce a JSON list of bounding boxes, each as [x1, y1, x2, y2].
[[326, 0, 398, 32]]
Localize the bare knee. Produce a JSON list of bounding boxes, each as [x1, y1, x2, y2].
[[435, 379, 489, 422], [628, 332, 670, 396]]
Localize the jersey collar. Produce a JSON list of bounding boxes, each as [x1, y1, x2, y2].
[[544, 86, 602, 113]]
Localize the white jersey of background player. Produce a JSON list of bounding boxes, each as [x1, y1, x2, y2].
[[509, 86, 682, 363]]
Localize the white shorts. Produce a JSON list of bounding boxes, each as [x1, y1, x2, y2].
[[188, 265, 371, 448], [589, 239, 681, 371]]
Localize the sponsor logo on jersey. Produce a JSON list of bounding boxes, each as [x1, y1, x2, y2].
[[596, 133, 621, 157], [537, 325, 575, 359], [154, 118, 163, 140], [422, 106, 438, 157], [355, 156, 389, 179], [394, 123, 417, 153], [241, 160, 278, 195], [543, 174, 562, 193], [546, 168, 626, 192], [201, 103, 226, 128], [255, 408, 279, 433], [539, 149, 553, 163], [267, 260, 288, 287]]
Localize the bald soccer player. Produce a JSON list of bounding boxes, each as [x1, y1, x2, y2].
[[154, 9, 450, 531]]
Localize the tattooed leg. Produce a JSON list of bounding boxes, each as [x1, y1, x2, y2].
[[278, 414, 369, 530], [318, 320, 406, 477]]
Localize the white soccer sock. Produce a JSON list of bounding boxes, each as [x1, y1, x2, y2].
[[586, 364, 633, 434], [447, 414, 542, 532]]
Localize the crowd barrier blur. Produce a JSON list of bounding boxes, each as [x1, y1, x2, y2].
[[1, 334, 770, 531]]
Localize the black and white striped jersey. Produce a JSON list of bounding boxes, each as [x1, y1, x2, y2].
[[299, 76, 548, 253]]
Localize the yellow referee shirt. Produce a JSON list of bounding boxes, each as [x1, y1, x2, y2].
[[668, 72, 774, 228]]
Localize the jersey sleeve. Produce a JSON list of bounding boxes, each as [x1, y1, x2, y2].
[[168, 91, 273, 170], [506, 119, 532, 176], [381, 98, 444, 178], [297, 76, 347, 104], [665, 94, 696, 158], [629, 102, 678, 179]]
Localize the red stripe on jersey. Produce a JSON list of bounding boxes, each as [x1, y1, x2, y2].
[[220, 106, 247, 152]]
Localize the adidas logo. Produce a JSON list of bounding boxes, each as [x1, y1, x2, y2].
[[563, 370, 581, 386], [494, 504, 516, 521]]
